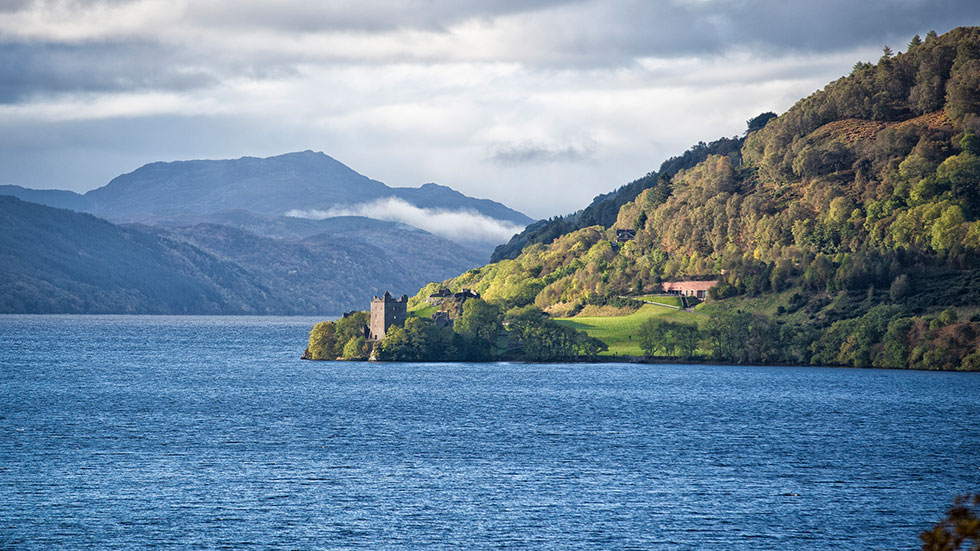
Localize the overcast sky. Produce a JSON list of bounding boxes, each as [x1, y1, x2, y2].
[[2, 1, 978, 218]]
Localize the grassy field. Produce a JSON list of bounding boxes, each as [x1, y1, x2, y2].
[[409, 303, 440, 318], [556, 303, 704, 356]]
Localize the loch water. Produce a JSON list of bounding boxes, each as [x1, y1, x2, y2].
[[1, 315, 978, 550]]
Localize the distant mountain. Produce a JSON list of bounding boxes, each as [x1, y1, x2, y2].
[[123, 209, 452, 240], [0, 151, 519, 313], [0, 185, 93, 212], [0, 196, 488, 314], [114, 209, 502, 259], [145, 220, 488, 313], [0, 196, 281, 314], [388, 182, 527, 226], [3, 151, 532, 228], [87, 151, 388, 219]]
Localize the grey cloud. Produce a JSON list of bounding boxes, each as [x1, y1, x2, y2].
[[520, 0, 980, 65], [0, 40, 219, 102], [44, 0, 974, 51], [2, 0, 977, 103], [489, 141, 594, 165], [709, 0, 979, 53], [0, 38, 304, 103], [2, 0, 586, 35], [0, 0, 31, 13], [3, 0, 980, 220], [176, 0, 586, 33]]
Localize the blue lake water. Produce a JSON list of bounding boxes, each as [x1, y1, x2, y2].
[[1, 315, 978, 550]]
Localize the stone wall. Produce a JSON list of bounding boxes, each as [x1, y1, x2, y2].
[[369, 291, 408, 340]]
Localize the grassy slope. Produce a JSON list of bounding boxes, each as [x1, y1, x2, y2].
[[697, 292, 792, 318], [556, 303, 703, 356], [410, 303, 440, 318]]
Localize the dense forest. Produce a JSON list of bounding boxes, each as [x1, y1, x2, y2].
[[490, 135, 745, 262], [395, 27, 980, 370]]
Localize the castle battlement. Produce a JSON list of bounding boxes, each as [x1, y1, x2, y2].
[[369, 291, 408, 340]]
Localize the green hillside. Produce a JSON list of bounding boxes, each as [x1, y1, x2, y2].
[[0, 196, 489, 315], [490, 136, 744, 262], [409, 27, 980, 370], [0, 196, 282, 314], [556, 304, 702, 356]]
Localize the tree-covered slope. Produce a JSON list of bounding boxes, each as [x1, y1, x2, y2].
[[0, 196, 490, 314], [411, 27, 980, 370], [0, 185, 93, 212], [151, 221, 487, 314], [489, 136, 744, 262], [0, 195, 283, 314]]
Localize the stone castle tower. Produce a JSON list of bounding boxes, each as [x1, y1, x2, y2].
[[369, 291, 408, 340]]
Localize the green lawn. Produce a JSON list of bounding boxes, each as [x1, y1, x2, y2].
[[556, 303, 703, 356], [410, 303, 439, 318]]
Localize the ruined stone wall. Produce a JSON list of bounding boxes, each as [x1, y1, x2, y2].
[[369, 292, 408, 340]]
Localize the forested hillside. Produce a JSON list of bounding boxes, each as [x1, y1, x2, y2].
[[0, 197, 487, 314], [0, 196, 283, 314], [411, 27, 980, 370], [150, 221, 486, 313], [490, 135, 745, 262]]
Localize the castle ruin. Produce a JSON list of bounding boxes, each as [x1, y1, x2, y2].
[[369, 291, 408, 340]]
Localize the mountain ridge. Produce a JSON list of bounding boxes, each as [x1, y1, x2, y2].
[[0, 195, 488, 314], [2, 150, 532, 230]]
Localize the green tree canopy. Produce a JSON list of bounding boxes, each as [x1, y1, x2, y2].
[[507, 306, 606, 360], [454, 299, 503, 343], [921, 494, 980, 551], [305, 321, 338, 360]]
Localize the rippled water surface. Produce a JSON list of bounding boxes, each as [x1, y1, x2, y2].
[[1, 315, 978, 550]]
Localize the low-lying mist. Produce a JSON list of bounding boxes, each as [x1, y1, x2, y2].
[[286, 197, 525, 244]]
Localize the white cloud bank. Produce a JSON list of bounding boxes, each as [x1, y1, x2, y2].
[[286, 197, 525, 244]]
